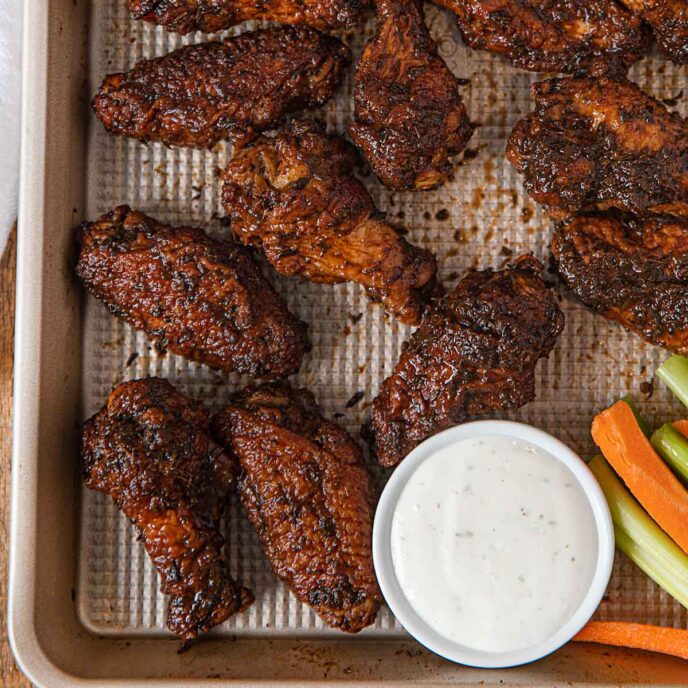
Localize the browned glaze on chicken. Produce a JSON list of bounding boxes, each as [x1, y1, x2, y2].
[[507, 77, 688, 220], [619, 0, 688, 63], [222, 118, 440, 325], [350, 0, 474, 191], [129, 0, 369, 34], [368, 256, 564, 467], [211, 383, 381, 632], [92, 26, 350, 149], [76, 206, 309, 378], [82, 378, 254, 639], [552, 212, 688, 353], [432, 0, 650, 75]]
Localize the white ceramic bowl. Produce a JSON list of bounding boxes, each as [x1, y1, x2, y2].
[[373, 420, 615, 669]]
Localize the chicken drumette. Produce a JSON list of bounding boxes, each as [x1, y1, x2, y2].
[[76, 206, 309, 378], [128, 0, 369, 34], [222, 118, 440, 326], [552, 212, 688, 354], [432, 0, 650, 75], [507, 77, 688, 220], [211, 383, 381, 633], [618, 0, 688, 64], [369, 256, 564, 467], [92, 26, 349, 149], [82, 378, 254, 639], [350, 0, 474, 191]]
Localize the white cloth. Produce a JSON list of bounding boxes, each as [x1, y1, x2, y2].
[[0, 0, 21, 256]]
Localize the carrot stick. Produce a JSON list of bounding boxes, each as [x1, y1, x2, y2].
[[673, 419, 688, 438], [573, 622, 688, 660], [620, 395, 652, 438], [591, 400, 688, 555]]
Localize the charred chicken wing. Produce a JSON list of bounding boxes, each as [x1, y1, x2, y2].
[[618, 0, 688, 64], [222, 118, 440, 325], [76, 206, 309, 378], [92, 26, 350, 149], [432, 0, 650, 75], [128, 0, 369, 34], [81, 378, 254, 639], [552, 212, 688, 354], [211, 383, 381, 632], [507, 77, 688, 220], [350, 0, 474, 191], [369, 256, 564, 467]]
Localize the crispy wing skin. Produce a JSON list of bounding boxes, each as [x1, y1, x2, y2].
[[211, 383, 381, 632], [552, 212, 688, 353], [369, 256, 564, 467], [75, 206, 309, 378], [433, 0, 650, 75], [506, 77, 688, 220], [619, 0, 688, 63], [129, 0, 369, 34], [92, 26, 350, 149], [81, 378, 254, 639], [350, 0, 474, 191], [222, 118, 440, 325]]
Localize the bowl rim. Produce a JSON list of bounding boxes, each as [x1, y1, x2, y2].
[[372, 419, 615, 669]]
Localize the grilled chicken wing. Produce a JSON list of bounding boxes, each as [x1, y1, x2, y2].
[[552, 212, 688, 353], [76, 206, 309, 378], [81, 378, 254, 639], [369, 256, 564, 467], [350, 0, 474, 191], [92, 26, 349, 149], [507, 77, 688, 220], [618, 0, 688, 64], [129, 0, 369, 34], [211, 383, 381, 632], [432, 0, 650, 75], [222, 118, 440, 325]]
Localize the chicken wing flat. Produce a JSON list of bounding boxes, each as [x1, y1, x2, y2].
[[432, 0, 650, 75], [211, 383, 381, 632], [350, 0, 474, 191], [92, 26, 350, 149], [507, 77, 688, 220], [82, 378, 254, 639], [619, 0, 688, 64], [222, 118, 440, 325], [128, 0, 369, 34], [369, 256, 564, 467], [552, 212, 688, 353], [76, 206, 309, 378]]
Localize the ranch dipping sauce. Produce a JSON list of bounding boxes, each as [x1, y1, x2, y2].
[[390, 435, 598, 653]]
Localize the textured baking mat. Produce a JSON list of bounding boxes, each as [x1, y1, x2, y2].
[[79, 0, 688, 637]]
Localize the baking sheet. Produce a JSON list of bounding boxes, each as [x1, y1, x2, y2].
[[78, 0, 688, 637]]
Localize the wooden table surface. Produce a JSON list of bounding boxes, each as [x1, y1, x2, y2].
[[0, 229, 32, 686]]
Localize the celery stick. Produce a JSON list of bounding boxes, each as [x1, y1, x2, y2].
[[590, 456, 688, 602], [615, 528, 688, 609], [657, 355, 688, 408], [651, 424, 688, 484], [620, 396, 652, 438]]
